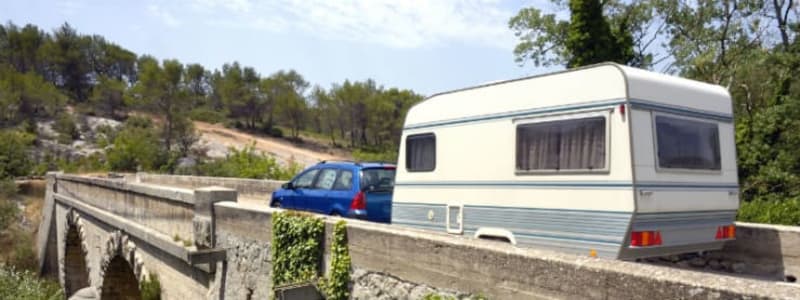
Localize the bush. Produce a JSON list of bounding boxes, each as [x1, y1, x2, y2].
[[53, 113, 80, 144], [140, 273, 162, 300], [738, 198, 800, 226], [0, 130, 35, 179], [271, 211, 324, 288], [196, 143, 301, 180], [106, 118, 164, 172], [268, 127, 284, 138], [0, 264, 63, 300], [320, 220, 350, 300], [189, 107, 227, 124], [352, 149, 397, 163]]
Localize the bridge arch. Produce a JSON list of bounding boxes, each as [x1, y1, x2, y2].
[[98, 230, 147, 300], [61, 209, 91, 297]]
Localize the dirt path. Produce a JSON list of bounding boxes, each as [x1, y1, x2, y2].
[[194, 121, 349, 168]]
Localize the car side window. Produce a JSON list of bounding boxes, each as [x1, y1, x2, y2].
[[293, 169, 319, 189], [333, 170, 354, 190], [313, 168, 338, 190]]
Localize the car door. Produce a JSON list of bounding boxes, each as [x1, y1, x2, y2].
[[307, 168, 338, 213], [327, 168, 355, 215], [284, 168, 319, 209]]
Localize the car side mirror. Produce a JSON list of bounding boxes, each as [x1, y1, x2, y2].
[[282, 182, 294, 190]]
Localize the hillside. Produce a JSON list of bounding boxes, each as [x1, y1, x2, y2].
[[195, 121, 351, 168]]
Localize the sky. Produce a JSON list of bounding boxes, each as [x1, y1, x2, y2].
[[1, 0, 563, 96]]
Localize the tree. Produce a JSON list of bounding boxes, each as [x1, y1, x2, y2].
[[509, 0, 659, 68], [43, 23, 91, 102], [271, 70, 309, 138], [0, 130, 35, 178], [566, 0, 633, 67], [89, 75, 127, 119], [131, 56, 192, 152], [0, 64, 65, 128]]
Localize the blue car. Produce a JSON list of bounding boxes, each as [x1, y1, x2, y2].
[[270, 161, 395, 223]]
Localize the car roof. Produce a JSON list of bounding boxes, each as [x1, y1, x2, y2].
[[315, 161, 396, 170]]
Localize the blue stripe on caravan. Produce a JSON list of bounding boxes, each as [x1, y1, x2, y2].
[[635, 182, 739, 189], [403, 98, 625, 130], [628, 98, 734, 122], [463, 204, 631, 215], [395, 181, 738, 190], [395, 181, 633, 189]]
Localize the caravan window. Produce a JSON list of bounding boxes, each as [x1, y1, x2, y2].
[[516, 116, 606, 172], [655, 115, 721, 170], [406, 133, 435, 172]]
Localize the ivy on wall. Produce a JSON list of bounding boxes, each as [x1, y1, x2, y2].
[[271, 211, 324, 288], [140, 273, 161, 300], [321, 220, 351, 300]]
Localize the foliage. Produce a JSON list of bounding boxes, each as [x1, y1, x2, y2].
[[271, 211, 324, 289], [423, 294, 456, 300], [0, 192, 17, 230], [0, 130, 35, 179], [0, 264, 63, 300], [565, 0, 633, 67], [89, 75, 127, 119], [0, 64, 66, 128], [320, 220, 351, 300], [196, 143, 300, 180], [0, 179, 17, 200], [140, 273, 161, 300], [53, 113, 79, 144], [352, 149, 397, 163], [509, 0, 654, 68], [188, 107, 227, 124], [738, 198, 800, 226], [106, 117, 164, 172]]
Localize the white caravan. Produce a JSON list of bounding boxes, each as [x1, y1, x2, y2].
[[392, 63, 739, 259]]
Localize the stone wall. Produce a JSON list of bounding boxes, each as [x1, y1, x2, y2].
[[212, 201, 798, 300], [57, 174, 196, 240], [136, 173, 284, 198], [645, 222, 800, 282]]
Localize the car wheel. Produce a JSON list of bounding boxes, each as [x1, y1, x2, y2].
[[271, 201, 281, 208], [330, 212, 341, 217]]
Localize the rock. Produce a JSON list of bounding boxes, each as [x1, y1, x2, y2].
[[708, 259, 722, 270], [732, 262, 747, 273], [85, 116, 121, 131], [68, 287, 98, 300], [177, 157, 197, 169], [689, 257, 707, 268]]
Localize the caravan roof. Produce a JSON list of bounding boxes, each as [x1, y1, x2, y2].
[[404, 63, 731, 130]]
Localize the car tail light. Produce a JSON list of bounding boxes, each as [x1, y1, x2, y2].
[[630, 230, 662, 247], [350, 191, 366, 210], [715, 225, 736, 240]]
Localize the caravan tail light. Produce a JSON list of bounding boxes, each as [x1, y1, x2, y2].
[[350, 191, 366, 210], [619, 104, 626, 117], [715, 225, 736, 240], [630, 230, 662, 247]]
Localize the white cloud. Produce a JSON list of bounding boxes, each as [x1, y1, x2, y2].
[[147, 4, 182, 28], [185, 0, 518, 49]]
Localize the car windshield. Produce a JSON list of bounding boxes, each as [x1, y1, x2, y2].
[[360, 168, 395, 192]]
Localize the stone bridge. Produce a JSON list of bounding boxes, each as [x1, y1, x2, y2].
[[36, 172, 800, 299]]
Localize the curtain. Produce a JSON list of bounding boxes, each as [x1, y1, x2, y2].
[[517, 117, 605, 171], [407, 135, 435, 171]]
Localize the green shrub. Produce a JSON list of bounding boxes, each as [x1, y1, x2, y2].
[[268, 127, 284, 138], [53, 113, 80, 144], [321, 220, 350, 300], [106, 118, 164, 172], [0, 180, 17, 200], [271, 211, 324, 288], [189, 107, 227, 124], [0, 130, 35, 179], [140, 273, 161, 300], [0, 264, 63, 300], [196, 143, 301, 180], [0, 198, 18, 230], [352, 149, 396, 163], [738, 198, 800, 226]]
